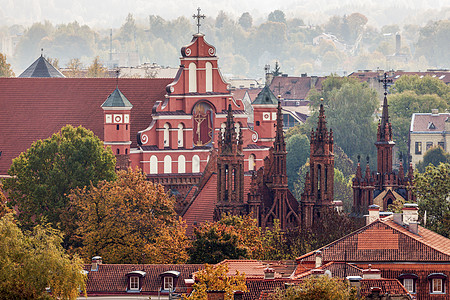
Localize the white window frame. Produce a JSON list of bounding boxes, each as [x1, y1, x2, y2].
[[432, 278, 444, 293], [164, 276, 173, 291], [130, 276, 139, 291], [403, 278, 415, 293]]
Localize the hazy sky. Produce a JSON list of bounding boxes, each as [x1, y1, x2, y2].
[[1, 0, 449, 28]]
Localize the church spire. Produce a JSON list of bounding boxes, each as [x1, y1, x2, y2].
[[317, 101, 327, 141], [273, 101, 286, 153]]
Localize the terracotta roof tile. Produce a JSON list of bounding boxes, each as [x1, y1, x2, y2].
[[411, 113, 450, 132], [84, 263, 203, 296], [360, 279, 410, 296], [0, 77, 172, 175]]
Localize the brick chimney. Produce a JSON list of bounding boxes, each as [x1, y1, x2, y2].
[[402, 203, 418, 227], [315, 250, 323, 268], [366, 204, 380, 225], [184, 278, 195, 295], [91, 256, 102, 271], [347, 276, 362, 298], [264, 267, 275, 280], [207, 291, 225, 300], [362, 265, 381, 279]]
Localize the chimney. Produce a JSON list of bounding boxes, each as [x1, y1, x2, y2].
[[233, 291, 244, 300], [402, 203, 418, 225], [264, 267, 275, 280], [431, 108, 439, 115], [91, 256, 102, 271], [311, 269, 325, 276], [369, 287, 382, 299], [207, 291, 225, 300], [395, 33, 401, 55], [366, 204, 380, 225], [393, 213, 403, 225], [347, 276, 362, 298], [362, 265, 381, 279], [185, 278, 195, 295], [315, 250, 323, 268]]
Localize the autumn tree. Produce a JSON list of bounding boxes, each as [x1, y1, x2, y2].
[[70, 168, 188, 264], [0, 213, 86, 299], [270, 275, 360, 300], [4, 125, 117, 235], [414, 163, 450, 237], [186, 264, 247, 300], [65, 58, 83, 77], [188, 214, 263, 264], [86, 56, 108, 77], [0, 53, 15, 77]]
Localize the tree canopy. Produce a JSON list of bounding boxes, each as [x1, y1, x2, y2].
[[0, 53, 15, 77], [416, 146, 450, 173], [70, 168, 188, 264], [414, 163, 450, 237], [286, 134, 310, 191], [188, 214, 263, 264], [0, 213, 86, 299], [270, 275, 360, 300], [186, 264, 247, 300], [4, 125, 117, 234]]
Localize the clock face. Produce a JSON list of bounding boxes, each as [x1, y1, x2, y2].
[[263, 113, 270, 120], [114, 114, 123, 123]]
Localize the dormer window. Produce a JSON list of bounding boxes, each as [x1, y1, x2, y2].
[[398, 273, 418, 294], [428, 122, 436, 129], [126, 270, 146, 293], [428, 273, 447, 294], [160, 270, 181, 292]]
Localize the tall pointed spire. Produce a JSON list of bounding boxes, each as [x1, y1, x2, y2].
[[273, 101, 286, 152], [378, 73, 393, 142], [317, 100, 327, 140]]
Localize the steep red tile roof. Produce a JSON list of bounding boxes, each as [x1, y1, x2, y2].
[[294, 262, 363, 279], [295, 217, 450, 269], [182, 173, 218, 235], [84, 263, 203, 296], [360, 279, 410, 297], [216, 260, 281, 279], [410, 113, 450, 132], [244, 279, 301, 300], [0, 77, 172, 175]]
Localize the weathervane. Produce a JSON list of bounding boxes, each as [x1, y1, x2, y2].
[[379, 72, 392, 96], [193, 7, 205, 34]]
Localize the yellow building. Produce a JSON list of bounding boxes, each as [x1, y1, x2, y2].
[[409, 110, 450, 165]]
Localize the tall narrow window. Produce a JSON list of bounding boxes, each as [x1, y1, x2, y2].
[[150, 155, 158, 174], [164, 155, 172, 173], [130, 277, 139, 291], [192, 155, 200, 173], [164, 277, 173, 291], [189, 62, 197, 92], [163, 123, 170, 147], [178, 123, 184, 147], [178, 155, 186, 173], [205, 62, 212, 92], [249, 154, 255, 171]]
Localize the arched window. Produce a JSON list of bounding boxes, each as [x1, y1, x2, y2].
[[164, 155, 172, 174], [189, 62, 197, 92], [220, 123, 226, 138], [192, 155, 200, 173], [163, 123, 170, 147], [205, 62, 213, 92], [178, 155, 186, 173], [150, 155, 158, 174], [249, 154, 255, 171], [192, 102, 214, 146], [235, 122, 241, 139], [177, 123, 184, 148]]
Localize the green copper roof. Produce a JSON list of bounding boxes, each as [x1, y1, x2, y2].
[[101, 88, 133, 108], [252, 85, 278, 105]]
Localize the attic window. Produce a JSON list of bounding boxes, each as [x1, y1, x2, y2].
[[160, 270, 181, 292], [428, 273, 447, 294], [286, 91, 291, 95], [130, 277, 139, 291], [126, 270, 146, 293], [428, 122, 436, 129]]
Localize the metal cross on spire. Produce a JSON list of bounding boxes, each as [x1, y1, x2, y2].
[[379, 72, 392, 96], [193, 7, 205, 34]]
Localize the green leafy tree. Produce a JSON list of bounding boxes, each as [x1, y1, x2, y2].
[[270, 275, 360, 300], [414, 163, 450, 237], [0, 213, 86, 299], [334, 169, 353, 213], [70, 168, 188, 264], [4, 125, 116, 235], [0, 53, 15, 77], [286, 134, 310, 191], [238, 12, 253, 30], [268, 10, 287, 24], [415, 20, 450, 67], [416, 146, 450, 173], [188, 214, 263, 264]]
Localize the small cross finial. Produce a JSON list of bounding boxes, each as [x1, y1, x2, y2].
[[41, 48, 43, 57], [115, 69, 120, 88], [193, 7, 205, 34], [379, 72, 392, 97]]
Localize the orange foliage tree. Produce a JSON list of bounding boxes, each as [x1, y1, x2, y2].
[[69, 168, 189, 264], [186, 263, 247, 300]]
